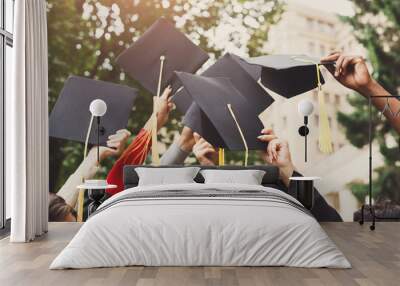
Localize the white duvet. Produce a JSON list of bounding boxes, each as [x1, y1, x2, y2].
[[50, 183, 351, 269]]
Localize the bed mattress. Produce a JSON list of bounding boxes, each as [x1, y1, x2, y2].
[[50, 183, 350, 269]]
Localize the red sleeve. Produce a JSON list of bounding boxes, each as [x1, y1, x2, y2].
[[106, 129, 151, 196]]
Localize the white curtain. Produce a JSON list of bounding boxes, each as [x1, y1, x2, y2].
[[7, 0, 49, 242]]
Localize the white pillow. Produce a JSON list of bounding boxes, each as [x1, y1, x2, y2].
[[135, 167, 201, 186], [200, 169, 266, 185]]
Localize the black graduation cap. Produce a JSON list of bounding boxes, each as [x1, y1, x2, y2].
[[176, 72, 267, 150], [49, 76, 138, 145], [173, 53, 270, 114], [243, 54, 333, 98], [229, 53, 261, 81], [115, 18, 209, 96], [184, 103, 225, 148]]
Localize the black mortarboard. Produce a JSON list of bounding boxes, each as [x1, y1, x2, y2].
[[243, 54, 333, 98], [177, 72, 266, 150], [184, 103, 225, 148], [173, 53, 271, 114], [49, 76, 138, 145], [116, 18, 209, 96], [229, 53, 261, 81]]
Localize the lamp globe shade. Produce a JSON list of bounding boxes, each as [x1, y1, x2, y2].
[[89, 99, 107, 117], [298, 99, 314, 116]]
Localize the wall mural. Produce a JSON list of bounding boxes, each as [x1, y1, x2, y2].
[[47, 0, 400, 223]]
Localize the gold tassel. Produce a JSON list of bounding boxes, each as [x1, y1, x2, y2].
[[218, 148, 225, 166], [316, 64, 333, 154], [227, 104, 248, 166], [291, 56, 333, 154], [77, 189, 84, 222]]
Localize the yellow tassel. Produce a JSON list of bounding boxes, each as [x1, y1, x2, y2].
[[77, 189, 84, 222], [316, 64, 333, 154], [227, 104, 248, 166], [291, 56, 333, 154], [218, 148, 225, 166]]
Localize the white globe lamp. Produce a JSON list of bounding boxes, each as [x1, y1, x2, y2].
[[297, 99, 314, 162], [89, 99, 107, 117]]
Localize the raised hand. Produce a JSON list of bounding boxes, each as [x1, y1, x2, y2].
[[91, 129, 131, 161], [321, 52, 400, 134], [258, 129, 292, 168], [192, 133, 218, 166], [156, 85, 174, 129], [178, 126, 196, 153], [258, 128, 295, 186], [321, 52, 373, 94]]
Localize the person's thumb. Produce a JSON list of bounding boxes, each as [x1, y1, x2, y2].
[[193, 132, 201, 143]]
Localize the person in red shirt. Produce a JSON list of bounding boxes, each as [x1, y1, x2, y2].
[[106, 86, 173, 196]]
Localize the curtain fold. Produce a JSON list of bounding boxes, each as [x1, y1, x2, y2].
[[7, 0, 48, 242]]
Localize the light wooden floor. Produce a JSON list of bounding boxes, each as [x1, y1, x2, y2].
[[0, 222, 399, 286]]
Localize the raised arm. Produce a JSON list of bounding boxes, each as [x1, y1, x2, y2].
[[106, 87, 174, 195], [258, 128, 295, 187], [57, 129, 131, 207], [160, 126, 196, 165], [192, 133, 219, 166], [143, 86, 174, 132], [257, 128, 342, 221], [321, 52, 400, 134]]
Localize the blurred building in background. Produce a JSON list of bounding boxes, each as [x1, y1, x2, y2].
[[260, 0, 383, 221]]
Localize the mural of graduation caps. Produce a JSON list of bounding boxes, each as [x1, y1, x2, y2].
[[115, 17, 209, 165], [173, 53, 271, 114], [49, 75, 138, 146], [176, 72, 267, 166], [243, 54, 336, 154]]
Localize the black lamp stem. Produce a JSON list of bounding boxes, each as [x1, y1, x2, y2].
[[304, 116, 308, 162], [97, 116, 100, 164], [305, 132, 308, 162], [368, 97, 372, 209]]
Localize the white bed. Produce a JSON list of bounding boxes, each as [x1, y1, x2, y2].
[[50, 183, 351, 269]]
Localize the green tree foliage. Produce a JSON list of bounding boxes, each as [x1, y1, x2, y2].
[[338, 0, 400, 205], [48, 0, 283, 191]]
